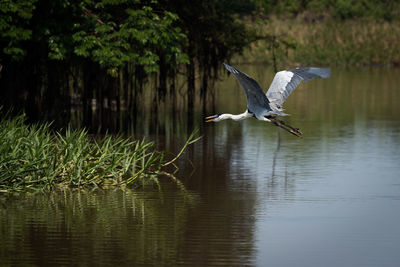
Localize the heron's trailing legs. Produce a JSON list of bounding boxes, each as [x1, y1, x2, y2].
[[269, 117, 303, 138]]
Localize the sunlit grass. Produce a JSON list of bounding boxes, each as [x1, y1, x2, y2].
[[237, 16, 400, 66], [0, 112, 200, 191]]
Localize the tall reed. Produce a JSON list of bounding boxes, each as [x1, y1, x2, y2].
[[0, 112, 200, 191]]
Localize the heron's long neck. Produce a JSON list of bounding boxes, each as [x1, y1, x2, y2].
[[221, 111, 252, 121]]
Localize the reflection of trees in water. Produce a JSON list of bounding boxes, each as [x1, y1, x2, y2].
[[175, 123, 257, 266], [0, 188, 197, 266], [0, 178, 258, 266], [64, 76, 219, 135]]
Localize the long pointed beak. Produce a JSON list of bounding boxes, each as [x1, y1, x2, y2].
[[205, 114, 219, 122]]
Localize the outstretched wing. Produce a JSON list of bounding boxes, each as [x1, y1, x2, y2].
[[266, 67, 331, 105], [223, 63, 269, 113]]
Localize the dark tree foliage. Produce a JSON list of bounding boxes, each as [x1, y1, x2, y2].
[[161, 0, 255, 109], [0, 0, 254, 127], [149, 0, 256, 114]]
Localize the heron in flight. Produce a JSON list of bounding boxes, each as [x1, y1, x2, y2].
[[205, 63, 331, 137]]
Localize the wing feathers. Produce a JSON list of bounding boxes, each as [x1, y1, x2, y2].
[[223, 63, 330, 113], [266, 67, 330, 105], [223, 63, 270, 113]]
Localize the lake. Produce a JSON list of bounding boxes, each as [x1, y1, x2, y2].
[[1, 65, 400, 266]]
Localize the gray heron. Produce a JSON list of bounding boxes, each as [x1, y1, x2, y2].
[[205, 63, 331, 137]]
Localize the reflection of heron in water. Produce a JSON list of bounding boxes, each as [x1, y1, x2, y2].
[[205, 63, 331, 137]]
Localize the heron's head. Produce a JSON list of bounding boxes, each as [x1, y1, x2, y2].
[[205, 114, 222, 122]]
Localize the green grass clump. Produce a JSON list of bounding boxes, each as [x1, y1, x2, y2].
[[0, 113, 200, 191]]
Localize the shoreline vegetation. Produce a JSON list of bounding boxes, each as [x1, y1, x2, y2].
[[240, 0, 400, 66], [236, 15, 400, 67], [0, 112, 201, 192]]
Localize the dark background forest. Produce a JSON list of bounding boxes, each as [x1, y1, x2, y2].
[[1, 0, 399, 131]]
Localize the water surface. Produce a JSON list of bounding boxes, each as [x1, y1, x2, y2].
[[1, 66, 400, 266]]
